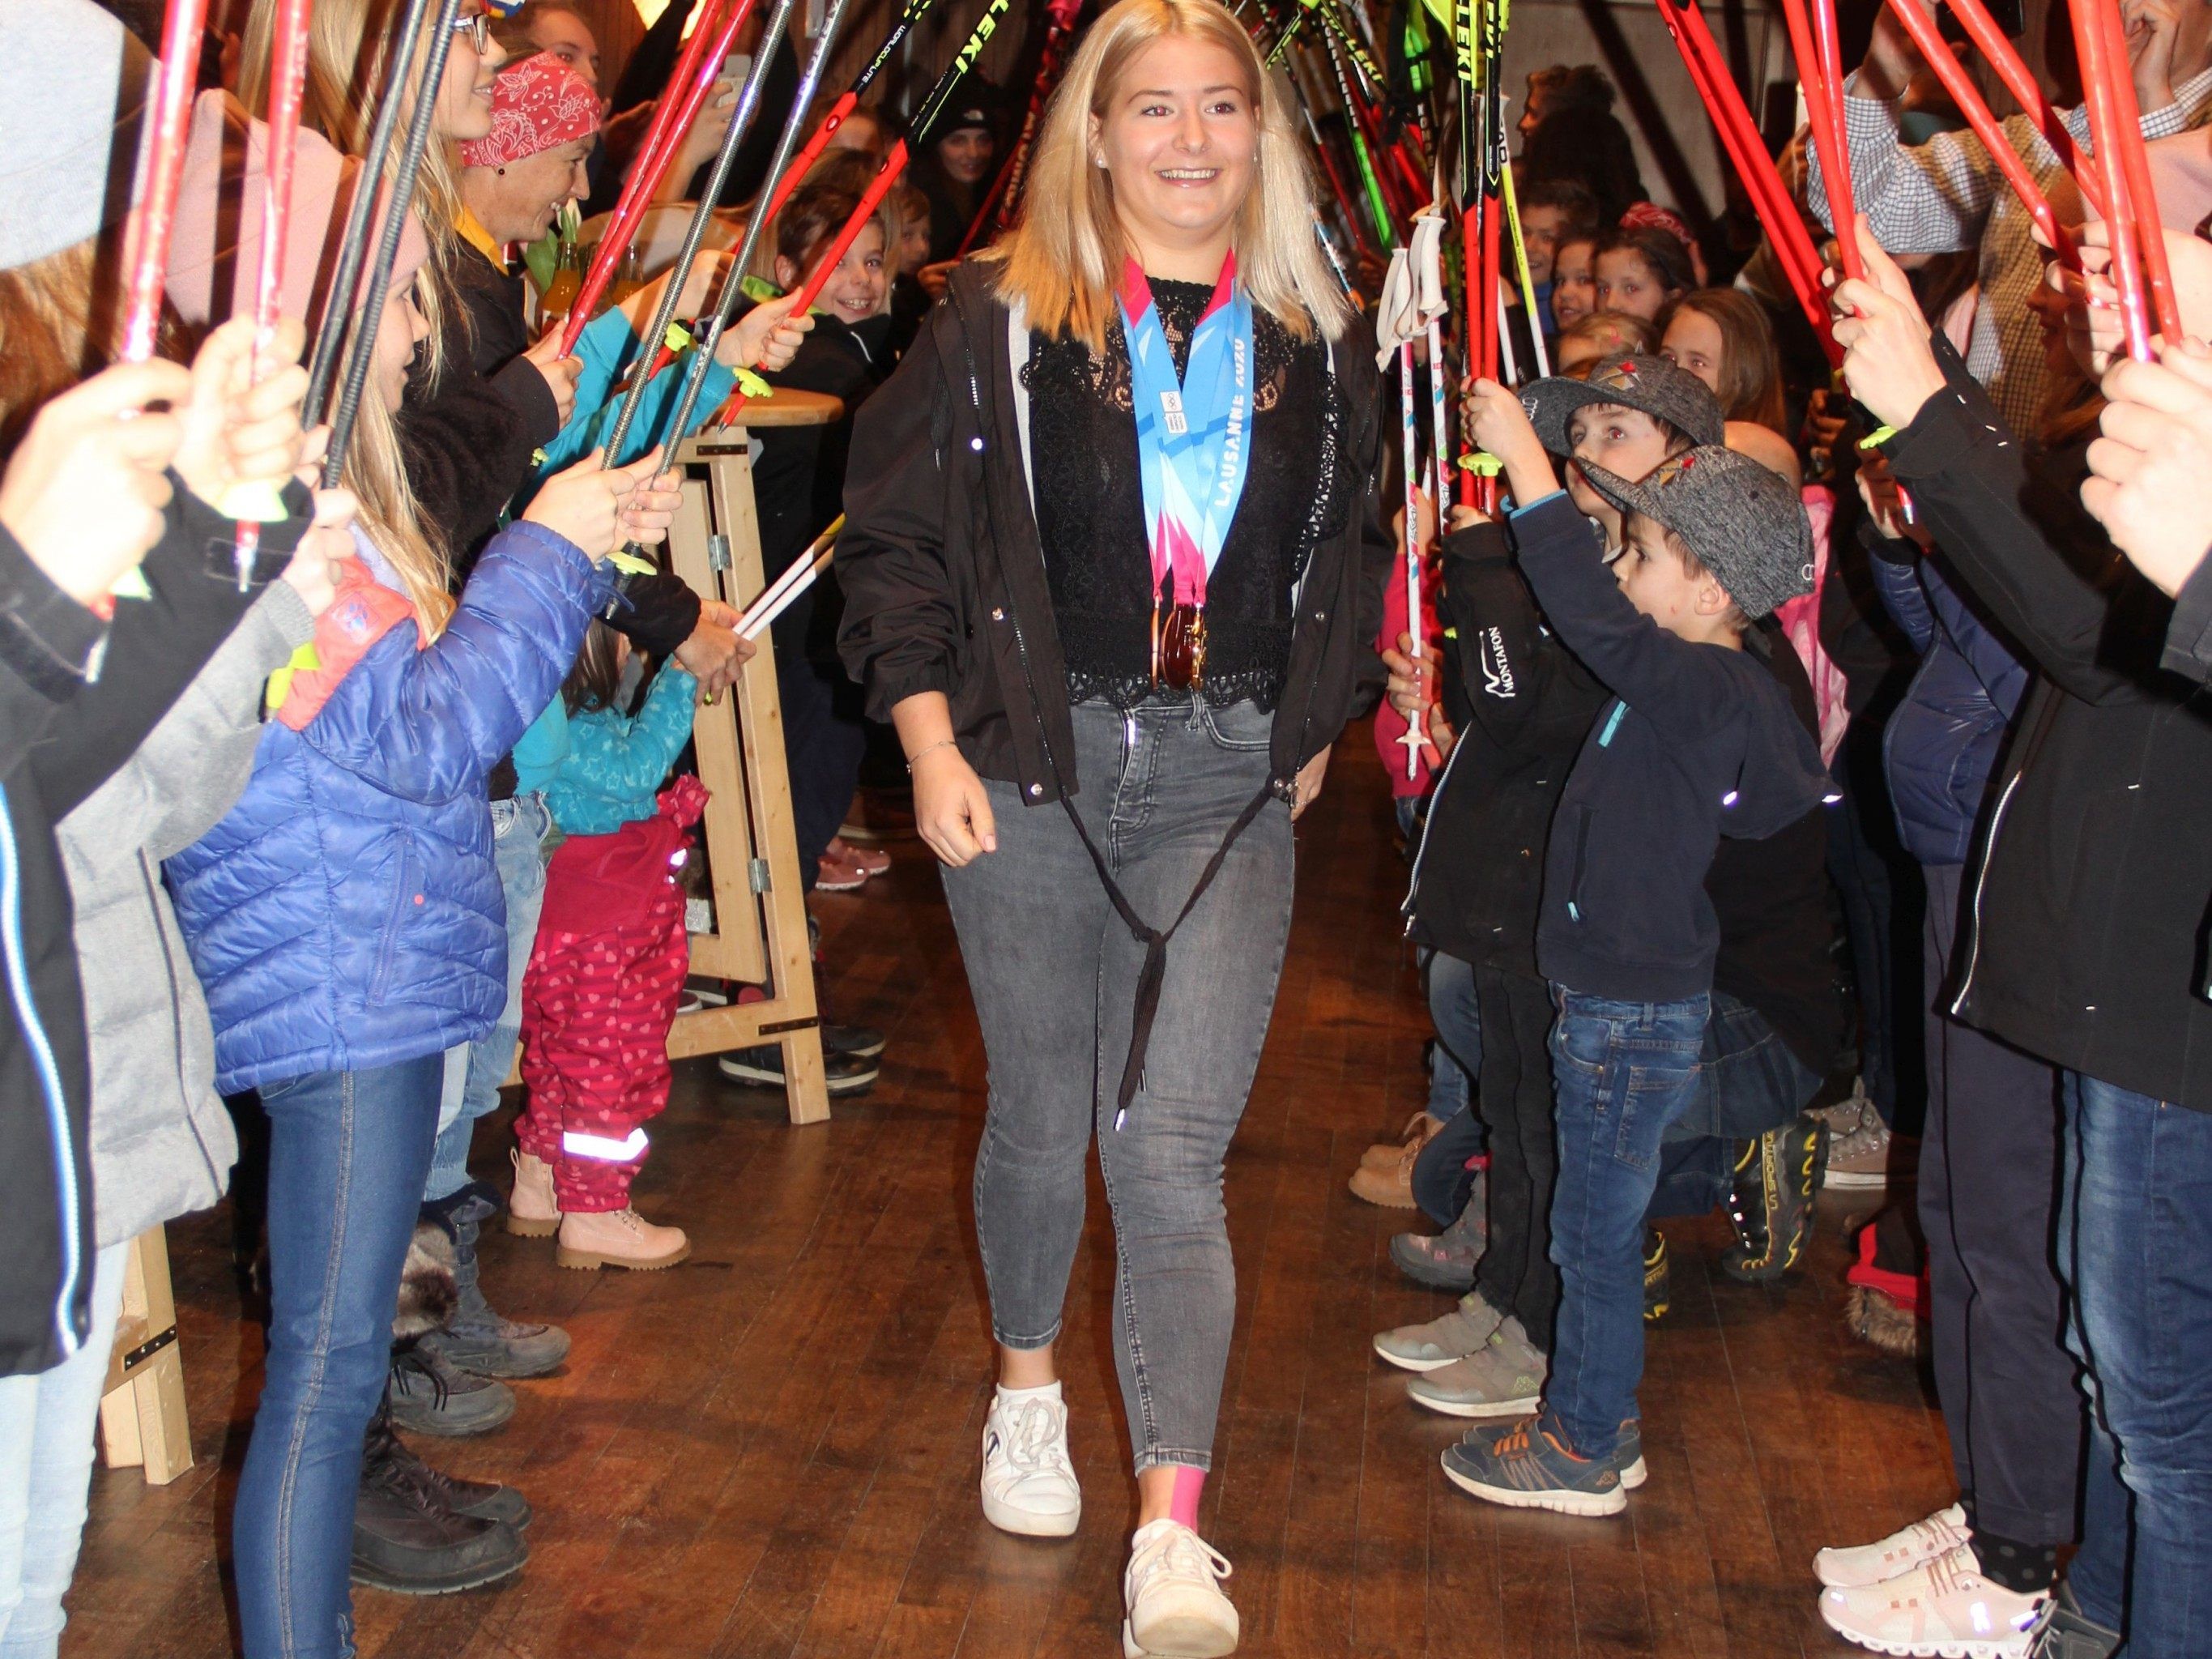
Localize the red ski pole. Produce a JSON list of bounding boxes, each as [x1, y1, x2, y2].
[[121, 0, 211, 365], [758, 0, 946, 232], [2072, 0, 2164, 356], [713, 0, 1017, 423], [1877, 0, 2077, 265], [228, 0, 313, 581], [2092, 0, 2182, 342], [561, 0, 760, 353], [1775, 0, 1863, 282], [1941, 0, 2104, 217]]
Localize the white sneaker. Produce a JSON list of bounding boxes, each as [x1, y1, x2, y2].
[[1123, 1519, 1238, 1658], [1819, 1542, 2043, 1658], [1816, 1503, 1971, 1589], [979, 1384, 1081, 1537]]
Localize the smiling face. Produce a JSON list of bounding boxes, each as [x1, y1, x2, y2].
[[465, 137, 593, 245], [436, 2, 505, 142], [1519, 203, 1571, 287], [1594, 245, 1674, 322], [778, 221, 889, 326], [1564, 402, 1674, 519], [1092, 34, 1259, 265], [936, 126, 996, 184], [1549, 237, 1596, 330], [1660, 305, 1725, 397]]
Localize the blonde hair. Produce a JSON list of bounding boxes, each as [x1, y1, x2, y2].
[[238, 0, 461, 379], [346, 274, 454, 633], [987, 0, 1349, 351]]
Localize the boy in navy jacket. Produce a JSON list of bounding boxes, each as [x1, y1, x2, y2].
[[1443, 438, 1831, 1514]]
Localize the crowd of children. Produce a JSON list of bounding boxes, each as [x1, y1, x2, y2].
[[11, 0, 2212, 1656], [1342, 16, 2212, 1659]]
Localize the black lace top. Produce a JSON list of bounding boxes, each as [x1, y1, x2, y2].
[[1023, 276, 1347, 710]]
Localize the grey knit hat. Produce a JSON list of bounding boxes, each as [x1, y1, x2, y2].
[[1575, 444, 1815, 621], [1520, 354, 1724, 454], [1, 0, 152, 270]]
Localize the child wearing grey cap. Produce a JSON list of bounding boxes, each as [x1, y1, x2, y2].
[[1436, 433, 1831, 1516]]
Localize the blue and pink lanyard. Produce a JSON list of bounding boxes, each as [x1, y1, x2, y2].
[[1118, 253, 1256, 615]]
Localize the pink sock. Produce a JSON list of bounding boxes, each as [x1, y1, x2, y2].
[[1169, 1466, 1205, 1530]]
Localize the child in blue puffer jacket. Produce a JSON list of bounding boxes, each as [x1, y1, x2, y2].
[[161, 240, 684, 1657], [508, 623, 703, 1270]]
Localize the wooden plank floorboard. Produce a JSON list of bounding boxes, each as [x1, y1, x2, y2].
[[64, 740, 1947, 1658]]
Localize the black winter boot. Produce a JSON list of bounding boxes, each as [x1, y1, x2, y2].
[[352, 1392, 528, 1594]]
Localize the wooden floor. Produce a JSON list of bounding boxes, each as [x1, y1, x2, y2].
[[62, 740, 1950, 1658]]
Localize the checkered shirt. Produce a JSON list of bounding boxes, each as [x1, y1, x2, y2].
[[1805, 68, 2212, 433]]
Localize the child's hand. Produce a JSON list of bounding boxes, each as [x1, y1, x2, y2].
[[1424, 699, 1456, 763], [0, 360, 191, 606], [616, 458, 684, 548], [1382, 629, 1450, 770], [173, 314, 310, 515], [1831, 218, 1947, 431], [279, 486, 359, 616], [1460, 376, 1554, 506], [524, 328, 581, 425], [1447, 501, 1491, 531], [911, 743, 996, 865], [722, 289, 812, 372], [2084, 337, 2212, 595], [1381, 629, 1433, 726], [522, 447, 673, 559]]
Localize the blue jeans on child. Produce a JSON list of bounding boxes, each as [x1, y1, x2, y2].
[[1545, 987, 1708, 1457], [2057, 1071, 2212, 1657], [235, 1056, 444, 1659], [0, 1242, 126, 1659], [426, 793, 551, 1203]]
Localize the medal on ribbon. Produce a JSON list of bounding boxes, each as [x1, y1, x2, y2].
[[1119, 254, 1255, 692]]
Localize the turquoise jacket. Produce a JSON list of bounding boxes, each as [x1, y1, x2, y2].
[[520, 309, 737, 507], [543, 663, 700, 836]]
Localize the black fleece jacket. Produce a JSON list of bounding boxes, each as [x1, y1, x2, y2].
[[836, 262, 1393, 804], [1882, 335, 2212, 1108], [1509, 492, 1832, 1004], [1, 481, 294, 1375]]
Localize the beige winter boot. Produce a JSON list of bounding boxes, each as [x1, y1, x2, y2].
[[555, 1207, 691, 1271], [506, 1149, 560, 1238]]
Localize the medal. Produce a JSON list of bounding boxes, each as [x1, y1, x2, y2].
[[1120, 254, 1254, 693]]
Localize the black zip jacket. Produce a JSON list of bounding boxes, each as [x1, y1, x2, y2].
[[1, 482, 295, 1375], [1410, 518, 1841, 1068], [835, 261, 1393, 804], [1511, 492, 1832, 1003], [1883, 337, 2212, 1107], [1408, 519, 1605, 976]]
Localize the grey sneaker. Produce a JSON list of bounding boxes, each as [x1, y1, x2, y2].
[[2027, 1581, 2119, 1659], [1388, 1175, 1488, 1292], [420, 1186, 571, 1380], [1407, 1316, 1546, 1418], [1822, 1090, 1894, 1191], [1372, 1290, 1505, 1373], [388, 1342, 516, 1437]]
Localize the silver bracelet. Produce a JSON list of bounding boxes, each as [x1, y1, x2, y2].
[[905, 738, 958, 772]]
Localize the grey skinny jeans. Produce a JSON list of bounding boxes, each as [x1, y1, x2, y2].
[[943, 697, 1295, 1473]]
